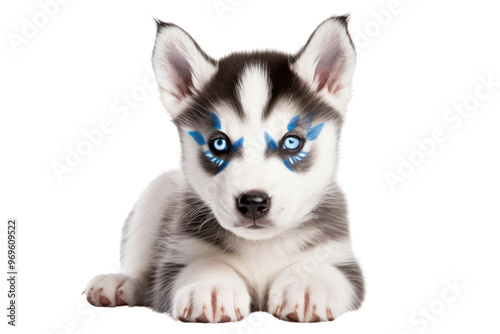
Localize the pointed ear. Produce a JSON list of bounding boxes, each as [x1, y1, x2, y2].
[[292, 16, 356, 114], [152, 21, 217, 117]]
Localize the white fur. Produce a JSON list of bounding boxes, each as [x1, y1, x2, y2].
[[267, 262, 355, 321], [120, 170, 183, 281], [85, 171, 184, 307], [171, 259, 251, 322], [155, 209, 357, 314], [85, 170, 358, 318], [85, 18, 362, 323], [238, 64, 270, 122], [227, 238, 356, 311]]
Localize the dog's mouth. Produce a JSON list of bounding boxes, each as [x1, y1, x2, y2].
[[214, 204, 276, 237], [235, 218, 273, 229], [240, 222, 267, 229], [228, 217, 283, 240]]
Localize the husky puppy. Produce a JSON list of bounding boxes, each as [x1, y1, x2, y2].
[[84, 16, 364, 323]]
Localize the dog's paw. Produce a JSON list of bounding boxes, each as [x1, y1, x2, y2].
[[267, 277, 341, 323], [172, 279, 251, 323], [83, 273, 142, 307]]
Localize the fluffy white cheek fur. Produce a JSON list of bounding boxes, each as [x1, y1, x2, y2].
[[181, 123, 338, 240], [267, 123, 339, 229], [181, 132, 248, 236]]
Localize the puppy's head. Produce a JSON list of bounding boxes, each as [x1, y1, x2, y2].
[[152, 17, 355, 240]]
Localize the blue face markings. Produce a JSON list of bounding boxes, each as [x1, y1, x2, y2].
[[188, 131, 206, 145], [283, 151, 308, 171], [306, 123, 324, 141], [265, 132, 278, 151], [231, 137, 244, 153], [279, 114, 324, 172], [188, 112, 244, 174], [218, 160, 230, 172], [283, 159, 294, 172], [287, 115, 300, 131], [210, 112, 222, 130], [203, 150, 227, 170]]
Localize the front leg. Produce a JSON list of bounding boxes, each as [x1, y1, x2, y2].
[[267, 261, 364, 322], [152, 260, 251, 323]]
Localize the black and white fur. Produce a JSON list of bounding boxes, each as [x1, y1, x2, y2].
[[84, 16, 364, 323]]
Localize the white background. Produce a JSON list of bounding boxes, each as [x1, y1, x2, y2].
[[1, 0, 500, 333]]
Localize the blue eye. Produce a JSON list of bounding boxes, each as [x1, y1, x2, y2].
[[213, 138, 228, 151], [283, 136, 301, 150]]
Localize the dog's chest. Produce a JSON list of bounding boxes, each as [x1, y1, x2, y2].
[[224, 237, 310, 309]]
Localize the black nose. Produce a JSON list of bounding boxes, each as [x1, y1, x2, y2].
[[237, 192, 270, 219]]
